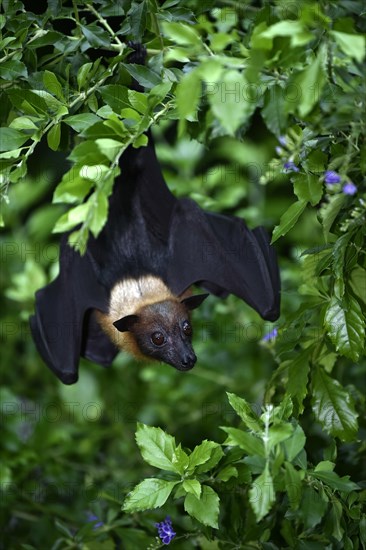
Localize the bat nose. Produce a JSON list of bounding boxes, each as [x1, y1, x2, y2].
[[181, 353, 196, 370]]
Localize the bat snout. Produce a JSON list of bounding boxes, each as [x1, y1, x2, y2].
[[179, 352, 197, 371]]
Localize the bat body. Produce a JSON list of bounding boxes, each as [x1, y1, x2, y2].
[[30, 48, 280, 385]]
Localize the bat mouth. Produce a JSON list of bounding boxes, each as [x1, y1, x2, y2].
[[176, 354, 196, 372]]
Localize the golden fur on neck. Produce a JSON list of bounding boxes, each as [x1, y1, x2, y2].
[[96, 275, 190, 360]]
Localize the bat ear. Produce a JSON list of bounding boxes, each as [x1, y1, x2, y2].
[[181, 293, 209, 311], [113, 314, 139, 332]]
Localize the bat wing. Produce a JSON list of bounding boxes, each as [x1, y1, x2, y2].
[[167, 199, 280, 321], [30, 235, 118, 384]]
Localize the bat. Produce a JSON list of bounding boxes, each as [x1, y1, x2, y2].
[[30, 49, 280, 385]]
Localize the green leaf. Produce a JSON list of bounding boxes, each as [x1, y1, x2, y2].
[[284, 461, 302, 510], [80, 24, 110, 48], [53, 169, 94, 204], [53, 203, 90, 233], [64, 113, 101, 132], [176, 69, 202, 119], [253, 21, 313, 49], [99, 85, 130, 114], [310, 470, 359, 493], [332, 233, 353, 299], [209, 71, 256, 134], [122, 63, 161, 89], [135, 423, 179, 473], [221, 427, 265, 457], [188, 440, 223, 474], [249, 464, 275, 522], [47, 123, 61, 151], [271, 200, 307, 243], [226, 392, 263, 432], [311, 367, 358, 441], [324, 295, 365, 361], [0, 60, 28, 80], [299, 486, 328, 529], [320, 194, 346, 240], [0, 128, 29, 151], [95, 139, 122, 161], [77, 62, 93, 90], [43, 70, 64, 101], [331, 31, 366, 63], [294, 48, 326, 117], [285, 351, 311, 414], [182, 479, 201, 499], [122, 478, 178, 512], [283, 425, 306, 462], [163, 21, 203, 48], [128, 90, 148, 115], [89, 192, 108, 237], [128, 0, 147, 40], [293, 173, 323, 206], [216, 465, 238, 482], [261, 85, 288, 134], [268, 424, 293, 451], [184, 485, 219, 528]]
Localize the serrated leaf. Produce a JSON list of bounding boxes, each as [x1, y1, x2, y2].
[[271, 200, 307, 243], [261, 85, 287, 134], [47, 123, 61, 151], [188, 440, 223, 474], [299, 486, 328, 529], [122, 478, 178, 512], [284, 461, 302, 510], [311, 367, 358, 441], [221, 427, 265, 457], [182, 479, 201, 499], [249, 464, 275, 521], [285, 351, 311, 414], [128, 0, 147, 40], [122, 63, 161, 89], [176, 68, 202, 119], [310, 470, 359, 493], [135, 423, 179, 473], [128, 90, 147, 115], [331, 31, 366, 63], [283, 425, 306, 461], [99, 85, 130, 114], [209, 71, 256, 135], [293, 173, 323, 206], [324, 295, 365, 361], [227, 392, 263, 432], [294, 48, 326, 117], [184, 485, 219, 528]]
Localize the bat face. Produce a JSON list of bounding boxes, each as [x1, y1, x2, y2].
[[116, 300, 198, 371]]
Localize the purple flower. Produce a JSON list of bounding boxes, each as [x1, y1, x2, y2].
[[342, 182, 357, 195], [155, 516, 176, 545], [324, 170, 341, 184], [283, 161, 299, 173], [262, 328, 278, 342], [86, 512, 103, 529], [278, 135, 287, 147]]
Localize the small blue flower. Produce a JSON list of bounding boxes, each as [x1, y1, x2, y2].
[[155, 516, 176, 545], [283, 161, 299, 172], [86, 512, 104, 529], [342, 182, 357, 195], [275, 146, 283, 155], [324, 170, 341, 184], [278, 135, 287, 147], [262, 328, 278, 342]]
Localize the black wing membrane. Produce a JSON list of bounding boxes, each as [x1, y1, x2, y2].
[[167, 199, 280, 322], [30, 235, 118, 384]]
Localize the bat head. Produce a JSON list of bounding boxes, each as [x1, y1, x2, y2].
[[113, 293, 208, 371]]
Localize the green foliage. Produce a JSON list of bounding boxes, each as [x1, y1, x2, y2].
[[1, 0, 366, 548]]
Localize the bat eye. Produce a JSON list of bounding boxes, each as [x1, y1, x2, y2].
[[151, 332, 165, 346], [182, 321, 192, 336]]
